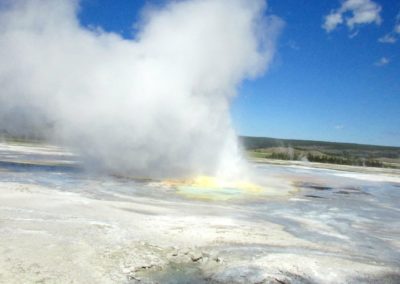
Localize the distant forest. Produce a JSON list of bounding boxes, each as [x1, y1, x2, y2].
[[240, 136, 400, 169]]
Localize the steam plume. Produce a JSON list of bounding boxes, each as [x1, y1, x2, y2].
[[0, 0, 282, 178]]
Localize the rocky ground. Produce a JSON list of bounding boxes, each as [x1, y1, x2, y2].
[[0, 142, 399, 283]]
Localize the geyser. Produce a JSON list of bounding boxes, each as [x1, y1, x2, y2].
[[0, 0, 282, 178]]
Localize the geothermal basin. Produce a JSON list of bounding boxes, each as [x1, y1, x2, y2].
[[0, 142, 399, 283]]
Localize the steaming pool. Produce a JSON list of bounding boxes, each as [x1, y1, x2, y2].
[[0, 142, 399, 283]]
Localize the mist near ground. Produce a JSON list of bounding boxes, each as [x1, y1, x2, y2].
[[0, 0, 282, 178]]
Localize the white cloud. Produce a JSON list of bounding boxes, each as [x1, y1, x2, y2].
[[397, 12, 400, 30], [349, 30, 359, 38], [378, 34, 397, 43], [323, 0, 382, 33], [323, 12, 343, 32], [287, 40, 300, 50], [379, 11, 400, 44], [335, 125, 344, 130], [374, 57, 390, 66]]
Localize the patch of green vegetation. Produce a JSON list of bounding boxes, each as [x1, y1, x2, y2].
[[0, 135, 44, 145], [242, 136, 400, 169]]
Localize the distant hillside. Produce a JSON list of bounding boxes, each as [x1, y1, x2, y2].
[[240, 136, 400, 169]]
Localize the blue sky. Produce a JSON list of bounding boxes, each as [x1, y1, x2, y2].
[[79, 0, 400, 146]]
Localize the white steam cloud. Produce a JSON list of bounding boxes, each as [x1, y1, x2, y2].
[[0, 0, 282, 178]]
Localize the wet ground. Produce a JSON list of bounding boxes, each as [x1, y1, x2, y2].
[[0, 142, 399, 283]]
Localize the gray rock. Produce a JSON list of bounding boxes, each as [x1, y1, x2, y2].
[[190, 250, 203, 262]]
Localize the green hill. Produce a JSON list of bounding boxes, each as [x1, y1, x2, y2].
[[240, 136, 400, 169]]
